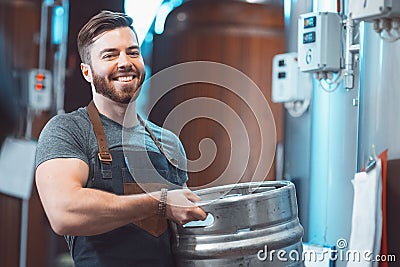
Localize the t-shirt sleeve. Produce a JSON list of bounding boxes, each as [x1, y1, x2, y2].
[[142, 120, 189, 185], [167, 132, 189, 185], [176, 138, 189, 185], [35, 114, 90, 168]]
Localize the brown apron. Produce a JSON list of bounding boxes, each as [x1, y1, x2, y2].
[[87, 100, 180, 237]]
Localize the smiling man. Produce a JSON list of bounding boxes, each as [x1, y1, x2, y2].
[[35, 10, 206, 267]]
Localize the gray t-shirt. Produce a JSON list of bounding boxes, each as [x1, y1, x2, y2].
[[35, 107, 188, 184]]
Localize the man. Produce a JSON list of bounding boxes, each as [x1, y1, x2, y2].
[[35, 10, 206, 267]]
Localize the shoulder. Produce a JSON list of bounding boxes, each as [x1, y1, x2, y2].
[[43, 108, 90, 131], [145, 119, 181, 145], [144, 119, 178, 140], [36, 108, 92, 168], [144, 118, 186, 157], [39, 108, 92, 141]]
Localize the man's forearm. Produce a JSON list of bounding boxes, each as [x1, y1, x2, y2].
[[46, 187, 160, 236]]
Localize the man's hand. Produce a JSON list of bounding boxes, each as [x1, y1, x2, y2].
[[165, 189, 207, 225]]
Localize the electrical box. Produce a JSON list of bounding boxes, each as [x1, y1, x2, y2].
[[272, 52, 311, 103], [349, 0, 400, 21], [28, 69, 52, 110], [298, 12, 342, 72]]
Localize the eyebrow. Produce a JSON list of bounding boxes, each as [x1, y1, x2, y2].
[[99, 45, 140, 56]]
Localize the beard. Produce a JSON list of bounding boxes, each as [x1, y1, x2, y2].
[[92, 72, 142, 104]]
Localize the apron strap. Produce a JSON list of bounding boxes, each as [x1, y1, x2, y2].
[[137, 115, 178, 166], [87, 101, 113, 164], [86, 100, 177, 166]]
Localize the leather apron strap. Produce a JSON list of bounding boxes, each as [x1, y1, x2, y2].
[[137, 115, 178, 166], [87, 101, 112, 164]]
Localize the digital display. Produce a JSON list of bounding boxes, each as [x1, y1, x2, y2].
[[304, 16, 316, 28], [303, 32, 316, 44]]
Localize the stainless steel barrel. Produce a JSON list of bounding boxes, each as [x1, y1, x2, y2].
[[171, 181, 304, 266]]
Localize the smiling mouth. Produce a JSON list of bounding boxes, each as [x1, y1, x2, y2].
[[113, 75, 136, 82]]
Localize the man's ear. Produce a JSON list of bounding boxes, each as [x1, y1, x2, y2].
[[80, 63, 93, 83]]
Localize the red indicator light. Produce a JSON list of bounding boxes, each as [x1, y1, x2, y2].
[[36, 73, 44, 81], [35, 83, 43, 90]]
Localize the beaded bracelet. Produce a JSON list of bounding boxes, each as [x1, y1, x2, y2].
[[158, 188, 168, 217]]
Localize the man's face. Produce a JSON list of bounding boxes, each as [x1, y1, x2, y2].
[[87, 27, 145, 104]]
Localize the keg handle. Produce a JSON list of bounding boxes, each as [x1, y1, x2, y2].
[[182, 212, 215, 228], [182, 194, 241, 228]]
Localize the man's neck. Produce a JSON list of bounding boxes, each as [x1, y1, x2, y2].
[[92, 93, 138, 127]]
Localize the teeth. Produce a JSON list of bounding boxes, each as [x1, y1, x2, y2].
[[117, 76, 133, 82]]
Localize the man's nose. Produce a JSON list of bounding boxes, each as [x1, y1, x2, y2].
[[117, 53, 132, 69]]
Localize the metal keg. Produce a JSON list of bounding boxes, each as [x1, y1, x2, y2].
[[171, 181, 304, 266]]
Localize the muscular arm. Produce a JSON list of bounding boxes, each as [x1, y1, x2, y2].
[[36, 158, 206, 236]]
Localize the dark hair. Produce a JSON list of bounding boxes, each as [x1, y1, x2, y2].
[[77, 10, 138, 64]]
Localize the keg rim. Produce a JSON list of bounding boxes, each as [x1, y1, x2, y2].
[[193, 180, 294, 206]]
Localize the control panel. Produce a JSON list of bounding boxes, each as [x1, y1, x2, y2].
[[28, 69, 52, 110], [298, 12, 342, 72], [272, 52, 311, 103], [349, 0, 400, 21]]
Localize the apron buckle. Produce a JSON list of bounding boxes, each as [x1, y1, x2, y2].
[[98, 151, 113, 164]]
